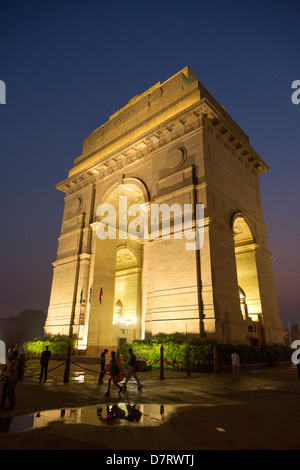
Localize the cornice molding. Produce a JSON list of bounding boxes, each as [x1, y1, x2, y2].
[[56, 99, 268, 196]]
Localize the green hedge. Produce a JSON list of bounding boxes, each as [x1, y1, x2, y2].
[[215, 342, 292, 365], [23, 336, 76, 359], [23, 335, 293, 367], [118, 335, 292, 371], [119, 336, 216, 372]]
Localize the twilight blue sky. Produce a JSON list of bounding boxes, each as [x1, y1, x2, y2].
[[0, 0, 299, 328]]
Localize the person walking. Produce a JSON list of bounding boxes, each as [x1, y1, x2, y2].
[[0, 350, 20, 410], [122, 348, 143, 391], [98, 348, 108, 384], [39, 345, 51, 382], [231, 351, 240, 380], [104, 351, 123, 396]]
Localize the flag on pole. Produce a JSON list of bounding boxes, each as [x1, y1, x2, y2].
[[89, 286, 92, 303], [99, 284, 103, 304], [80, 288, 83, 304]]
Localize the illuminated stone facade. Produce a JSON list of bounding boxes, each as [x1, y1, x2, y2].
[[45, 67, 283, 354]]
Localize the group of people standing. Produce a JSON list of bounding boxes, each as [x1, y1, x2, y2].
[[0, 345, 51, 410], [0, 350, 21, 410]]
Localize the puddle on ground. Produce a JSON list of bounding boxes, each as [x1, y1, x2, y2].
[[0, 403, 182, 433]]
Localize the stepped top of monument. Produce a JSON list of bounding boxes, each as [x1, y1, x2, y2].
[[66, 66, 262, 179]]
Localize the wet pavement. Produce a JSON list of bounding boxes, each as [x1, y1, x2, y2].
[[0, 360, 300, 450]]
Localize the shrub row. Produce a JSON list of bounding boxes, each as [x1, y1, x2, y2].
[[22, 335, 293, 368], [23, 336, 76, 359], [118, 335, 292, 370]]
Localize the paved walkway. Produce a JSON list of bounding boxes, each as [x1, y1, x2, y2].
[[0, 361, 299, 450]]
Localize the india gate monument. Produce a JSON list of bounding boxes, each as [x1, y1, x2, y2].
[[45, 67, 283, 354]]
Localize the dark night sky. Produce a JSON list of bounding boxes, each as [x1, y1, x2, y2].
[[0, 0, 299, 328]]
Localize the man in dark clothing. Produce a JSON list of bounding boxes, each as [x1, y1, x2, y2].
[[40, 345, 51, 382], [98, 348, 108, 384], [122, 348, 143, 391]]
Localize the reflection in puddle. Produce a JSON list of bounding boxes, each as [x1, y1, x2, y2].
[[0, 403, 180, 433]]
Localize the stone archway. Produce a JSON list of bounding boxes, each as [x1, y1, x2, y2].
[[86, 178, 147, 353], [233, 214, 262, 324], [113, 246, 142, 345], [46, 68, 283, 352]]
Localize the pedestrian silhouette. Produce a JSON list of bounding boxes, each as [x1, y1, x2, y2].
[[105, 351, 124, 396], [122, 348, 143, 391], [231, 351, 240, 380], [40, 346, 51, 382], [98, 348, 108, 384]]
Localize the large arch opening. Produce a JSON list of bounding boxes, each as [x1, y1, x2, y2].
[[98, 180, 148, 240], [233, 214, 262, 344], [92, 178, 146, 350], [113, 247, 142, 345]]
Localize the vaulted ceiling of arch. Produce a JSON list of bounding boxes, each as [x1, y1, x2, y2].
[[233, 216, 254, 246]]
